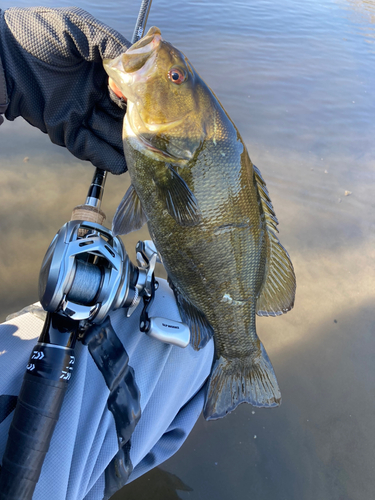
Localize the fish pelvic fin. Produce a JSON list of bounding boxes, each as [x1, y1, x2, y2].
[[112, 184, 148, 236], [203, 342, 281, 421], [168, 278, 214, 350], [252, 165, 296, 316]]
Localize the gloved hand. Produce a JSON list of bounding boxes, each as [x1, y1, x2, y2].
[[0, 7, 130, 174]]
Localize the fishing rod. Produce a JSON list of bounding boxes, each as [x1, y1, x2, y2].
[[0, 1, 189, 498], [132, 0, 153, 43]]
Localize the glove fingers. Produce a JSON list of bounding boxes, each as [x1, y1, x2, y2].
[[63, 7, 131, 61], [2, 6, 130, 173], [92, 89, 126, 139], [65, 123, 127, 175], [3, 7, 130, 65]]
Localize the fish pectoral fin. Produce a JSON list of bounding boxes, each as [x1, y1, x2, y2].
[[153, 164, 201, 227], [252, 164, 296, 316], [112, 184, 148, 236], [168, 278, 214, 350], [203, 343, 281, 421]]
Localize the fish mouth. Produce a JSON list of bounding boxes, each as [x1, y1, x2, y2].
[[108, 77, 127, 101], [105, 27, 194, 162], [103, 27, 162, 82], [126, 27, 162, 59]]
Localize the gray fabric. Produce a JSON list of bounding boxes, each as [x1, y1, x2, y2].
[[0, 7, 130, 174], [0, 279, 214, 499]]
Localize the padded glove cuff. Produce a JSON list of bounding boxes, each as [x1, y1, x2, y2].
[[0, 11, 9, 125]]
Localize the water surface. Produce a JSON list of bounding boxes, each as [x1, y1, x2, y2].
[[0, 1, 374, 499]]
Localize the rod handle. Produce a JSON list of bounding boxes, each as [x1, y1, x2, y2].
[[0, 343, 75, 499]]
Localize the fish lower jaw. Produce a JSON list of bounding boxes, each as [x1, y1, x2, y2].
[[138, 134, 180, 160], [125, 130, 184, 164], [123, 113, 189, 165]]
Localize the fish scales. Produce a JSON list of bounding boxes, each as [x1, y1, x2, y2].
[[128, 119, 263, 358], [104, 27, 296, 420]]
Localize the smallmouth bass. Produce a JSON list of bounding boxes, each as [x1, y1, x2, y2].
[[103, 27, 296, 420]]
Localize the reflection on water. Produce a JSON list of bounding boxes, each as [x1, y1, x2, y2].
[[0, 0, 375, 499], [346, 0, 375, 16], [344, 0, 375, 38], [111, 467, 192, 500], [0, 124, 152, 323]]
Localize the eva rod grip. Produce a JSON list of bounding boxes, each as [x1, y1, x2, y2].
[[0, 344, 75, 500]]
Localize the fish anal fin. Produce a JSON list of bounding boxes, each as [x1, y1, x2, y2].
[[203, 342, 281, 420], [153, 164, 201, 227], [112, 184, 148, 236], [252, 164, 296, 316], [168, 278, 214, 350]]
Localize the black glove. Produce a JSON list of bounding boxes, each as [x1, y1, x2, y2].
[[0, 7, 130, 174]]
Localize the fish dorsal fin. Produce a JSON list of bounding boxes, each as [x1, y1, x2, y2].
[[112, 184, 148, 236], [168, 277, 214, 350], [153, 164, 201, 227], [253, 165, 296, 316]]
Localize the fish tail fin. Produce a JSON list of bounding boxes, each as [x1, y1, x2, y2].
[[203, 342, 281, 421]]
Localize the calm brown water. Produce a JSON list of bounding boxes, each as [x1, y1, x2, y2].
[[1, 1, 374, 499]]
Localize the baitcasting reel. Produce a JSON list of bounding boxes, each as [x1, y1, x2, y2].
[[38, 219, 190, 348]]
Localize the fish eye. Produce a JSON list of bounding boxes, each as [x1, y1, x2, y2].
[[168, 68, 186, 85]]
